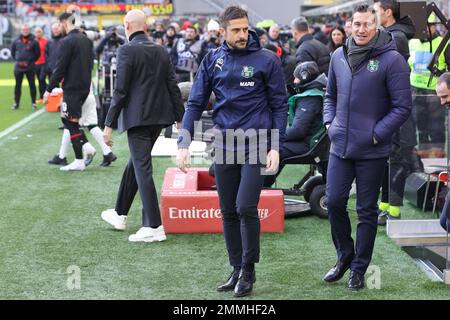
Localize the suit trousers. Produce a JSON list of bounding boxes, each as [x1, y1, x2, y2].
[[14, 68, 36, 105], [380, 146, 414, 206], [214, 156, 265, 267], [326, 154, 387, 275], [115, 125, 162, 227], [34, 63, 47, 99]]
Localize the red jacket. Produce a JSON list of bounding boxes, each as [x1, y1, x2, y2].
[[35, 37, 48, 65]]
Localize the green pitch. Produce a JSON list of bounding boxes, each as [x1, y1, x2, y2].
[[0, 70, 448, 299], [0, 62, 44, 132]]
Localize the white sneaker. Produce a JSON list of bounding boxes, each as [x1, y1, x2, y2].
[[83, 142, 97, 166], [60, 159, 86, 171], [101, 209, 127, 230], [128, 226, 167, 242]]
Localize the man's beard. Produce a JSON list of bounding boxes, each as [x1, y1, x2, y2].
[[230, 40, 247, 50]]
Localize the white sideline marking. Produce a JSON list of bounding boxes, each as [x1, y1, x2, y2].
[[0, 108, 45, 140]]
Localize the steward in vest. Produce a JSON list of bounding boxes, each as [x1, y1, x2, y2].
[[171, 25, 206, 83], [408, 13, 450, 155], [409, 16, 450, 90]]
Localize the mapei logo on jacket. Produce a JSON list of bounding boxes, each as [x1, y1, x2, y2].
[[367, 59, 379, 72], [240, 65, 255, 87]]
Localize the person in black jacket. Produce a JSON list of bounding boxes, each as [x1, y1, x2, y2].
[[291, 17, 330, 76], [101, 9, 184, 243], [373, 0, 421, 225], [264, 61, 326, 187], [95, 27, 125, 57], [44, 12, 95, 172], [374, 0, 415, 61], [44, 22, 64, 83], [11, 24, 40, 110], [312, 24, 328, 45]]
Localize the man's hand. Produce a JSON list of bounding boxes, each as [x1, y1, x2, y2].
[[43, 91, 50, 103], [176, 122, 181, 130], [266, 149, 280, 173], [103, 126, 113, 147], [177, 148, 190, 173]]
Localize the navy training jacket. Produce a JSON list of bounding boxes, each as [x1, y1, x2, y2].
[[324, 32, 412, 160], [178, 30, 288, 150]]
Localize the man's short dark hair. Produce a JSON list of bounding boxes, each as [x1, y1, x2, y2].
[[59, 12, 75, 24], [218, 5, 248, 28], [291, 17, 309, 33], [351, 4, 378, 24], [373, 0, 400, 20], [438, 72, 450, 89]]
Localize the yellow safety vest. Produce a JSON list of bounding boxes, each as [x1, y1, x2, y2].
[[408, 36, 448, 90]]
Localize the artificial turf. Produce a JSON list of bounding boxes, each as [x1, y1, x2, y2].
[[0, 107, 449, 300]]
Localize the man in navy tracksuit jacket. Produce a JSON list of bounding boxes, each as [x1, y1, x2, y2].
[[322, 6, 412, 290], [177, 6, 287, 297]]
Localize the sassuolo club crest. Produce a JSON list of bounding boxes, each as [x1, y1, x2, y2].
[[367, 59, 379, 72], [241, 66, 254, 78]]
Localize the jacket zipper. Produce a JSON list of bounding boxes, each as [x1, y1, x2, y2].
[[342, 48, 353, 158]]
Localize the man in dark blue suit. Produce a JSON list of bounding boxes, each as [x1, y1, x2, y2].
[[323, 5, 412, 290]]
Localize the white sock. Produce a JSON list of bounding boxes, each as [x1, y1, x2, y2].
[[90, 126, 111, 155], [74, 159, 85, 165], [82, 141, 96, 153], [59, 129, 70, 159]]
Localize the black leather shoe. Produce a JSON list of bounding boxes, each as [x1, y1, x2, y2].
[[347, 271, 365, 290], [217, 269, 240, 292], [100, 152, 117, 167], [323, 260, 351, 282], [48, 154, 68, 165], [234, 270, 256, 297]]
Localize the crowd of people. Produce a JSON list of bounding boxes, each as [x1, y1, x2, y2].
[[8, 9, 352, 110], [10, 13, 117, 169], [7, 1, 450, 296]]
